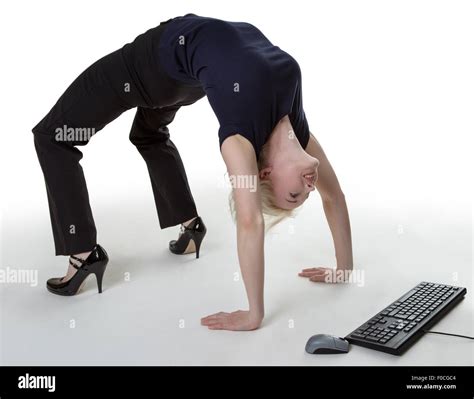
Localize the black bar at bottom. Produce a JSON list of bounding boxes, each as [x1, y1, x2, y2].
[[0, 366, 472, 397]]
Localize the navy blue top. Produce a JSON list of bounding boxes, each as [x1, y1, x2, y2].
[[158, 14, 310, 158]]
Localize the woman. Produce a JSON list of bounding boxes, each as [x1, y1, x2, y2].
[[32, 13, 353, 331]]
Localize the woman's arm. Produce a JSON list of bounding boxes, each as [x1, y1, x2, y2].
[[201, 134, 265, 330], [299, 133, 353, 282]]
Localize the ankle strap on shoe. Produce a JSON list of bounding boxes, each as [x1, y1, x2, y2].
[[69, 255, 87, 270], [183, 216, 201, 231], [70, 254, 86, 264]]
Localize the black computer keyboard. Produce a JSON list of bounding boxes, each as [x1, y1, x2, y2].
[[345, 282, 467, 355]]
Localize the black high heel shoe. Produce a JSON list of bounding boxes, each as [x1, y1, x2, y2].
[[46, 244, 109, 296], [169, 216, 207, 258]]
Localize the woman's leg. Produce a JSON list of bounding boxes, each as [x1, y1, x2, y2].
[[33, 132, 98, 256], [129, 105, 199, 228], [32, 48, 141, 282]]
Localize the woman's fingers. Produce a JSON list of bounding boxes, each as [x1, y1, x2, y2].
[[299, 272, 316, 277], [201, 312, 229, 325], [202, 311, 225, 320], [299, 267, 328, 277], [309, 273, 329, 282], [298, 267, 335, 283], [206, 321, 222, 328], [208, 323, 225, 330], [201, 315, 217, 325], [301, 267, 328, 273], [299, 270, 325, 277], [205, 315, 232, 330], [301, 267, 319, 272]]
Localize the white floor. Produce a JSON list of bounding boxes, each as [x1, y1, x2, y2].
[[1, 187, 472, 366]]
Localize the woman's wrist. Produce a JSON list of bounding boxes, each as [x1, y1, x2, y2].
[[336, 256, 353, 271], [336, 265, 353, 271], [249, 308, 264, 323]]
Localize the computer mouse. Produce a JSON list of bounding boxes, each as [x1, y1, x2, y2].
[[305, 334, 350, 354]]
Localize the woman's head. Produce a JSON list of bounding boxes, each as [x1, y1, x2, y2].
[[257, 136, 319, 210], [229, 116, 320, 231]]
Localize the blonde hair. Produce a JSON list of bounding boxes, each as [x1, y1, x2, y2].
[[228, 141, 298, 233]]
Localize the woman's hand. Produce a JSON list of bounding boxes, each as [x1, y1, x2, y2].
[[201, 310, 263, 331], [298, 267, 352, 283]]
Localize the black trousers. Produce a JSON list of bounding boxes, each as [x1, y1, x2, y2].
[[32, 21, 203, 256]]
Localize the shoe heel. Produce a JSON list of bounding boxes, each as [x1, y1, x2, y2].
[[194, 231, 205, 259], [195, 240, 200, 259], [95, 271, 104, 293], [93, 261, 108, 294]]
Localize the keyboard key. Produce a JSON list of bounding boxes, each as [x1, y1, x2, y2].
[[388, 309, 399, 316], [365, 336, 380, 342]]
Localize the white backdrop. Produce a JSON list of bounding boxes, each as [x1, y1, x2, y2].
[[1, 0, 472, 222], [0, 0, 474, 217], [0, 0, 472, 365]]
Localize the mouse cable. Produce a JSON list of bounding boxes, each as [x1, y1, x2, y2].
[[422, 330, 474, 340]]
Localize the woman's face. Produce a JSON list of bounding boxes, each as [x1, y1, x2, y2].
[[262, 156, 320, 210]]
